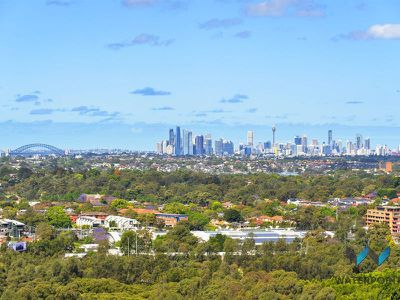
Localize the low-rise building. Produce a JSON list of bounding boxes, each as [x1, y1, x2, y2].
[[76, 216, 101, 228], [155, 213, 188, 226], [0, 219, 25, 238], [253, 215, 284, 226], [69, 212, 109, 223], [366, 206, 400, 234], [105, 215, 140, 231], [78, 194, 116, 206]]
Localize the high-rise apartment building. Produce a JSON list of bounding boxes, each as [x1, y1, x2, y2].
[[247, 131, 254, 147]]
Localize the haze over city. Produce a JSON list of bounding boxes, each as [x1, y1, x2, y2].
[[1, 0, 399, 149]]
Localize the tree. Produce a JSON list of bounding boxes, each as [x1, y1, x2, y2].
[[110, 199, 129, 210], [36, 222, 55, 241], [224, 209, 243, 223], [207, 234, 227, 253], [46, 206, 72, 228], [187, 212, 209, 230], [210, 201, 223, 211], [120, 230, 151, 255]]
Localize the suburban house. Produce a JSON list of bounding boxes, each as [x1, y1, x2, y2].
[[155, 213, 188, 227]]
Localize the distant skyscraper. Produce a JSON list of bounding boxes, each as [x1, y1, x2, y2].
[[182, 129, 193, 155], [244, 146, 252, 156], [204, 134, 213, 155], [346, 140, 353, 154], [215, 139, 223, 156], [328, 130, 332, 146], [264, 141, 272, 150], [247, 131, 254, 147], [301, 135, 308, 153], [222, 140, 234, 155], [294, 135, 302, 145], [312, 139, 318, 146], [162, 140, 169, 153], [364, 137, 371, 150], [272, 125, 276, 146], [322, 143, 332, 155], [356, 134, 363, 150], [169, 129, 175, 146], [175, 126, 182, 155], [194, 135, 204, 155], [156, 142, 163, 154]]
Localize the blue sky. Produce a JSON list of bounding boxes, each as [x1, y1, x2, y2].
[[0, 0, 399, 150]]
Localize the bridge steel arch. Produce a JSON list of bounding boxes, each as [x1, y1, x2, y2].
[[10, 143, 65, 156]]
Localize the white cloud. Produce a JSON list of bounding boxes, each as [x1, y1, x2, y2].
[[122, 0, 157, 7], [246, 0, 294, 16], [246, 0, 325, 17], [336, 24, 400, 41], [367, 24, 400, 40]]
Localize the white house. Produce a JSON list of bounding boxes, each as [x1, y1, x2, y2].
[[104, 215, 139, 231], [76, 216, 101, 228]]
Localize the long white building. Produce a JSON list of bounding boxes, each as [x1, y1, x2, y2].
[[104, 216, 139, 231]]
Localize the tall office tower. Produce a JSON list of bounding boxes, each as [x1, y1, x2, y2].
[[301, 135, 308, 153], [356, 134, 363, 150], [215, 139, 223, 156], [222, 140, 234, 155], [328, 130, 333, 146], [247, 131, 254, 147], [272, 125, 276, 146], [169, 129, 175, 147], [364, 137, 371, 150], [194, 135, 204, 155], [294, 135, 302, 145], [182, 129, 193, 155], [175, 126, 182, 155]]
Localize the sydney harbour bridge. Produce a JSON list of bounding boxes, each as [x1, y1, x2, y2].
[[9, 143, 65, 157]]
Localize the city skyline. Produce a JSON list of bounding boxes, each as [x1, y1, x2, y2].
[[156, 125, 397, 157], [1, 122, 400, 151], [1, 1, 399, 149]]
